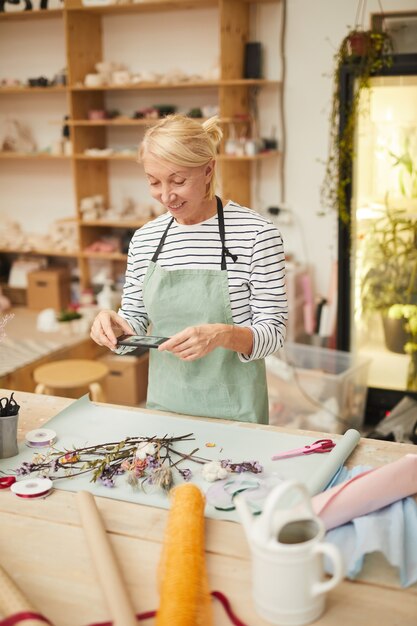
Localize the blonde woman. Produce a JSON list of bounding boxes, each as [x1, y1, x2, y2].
[[91, 115, 287, 423]]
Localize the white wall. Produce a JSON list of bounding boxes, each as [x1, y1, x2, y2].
[[283, 0, 417, 296]]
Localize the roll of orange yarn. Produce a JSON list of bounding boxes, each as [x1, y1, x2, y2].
[[156, 483, 214, 626]]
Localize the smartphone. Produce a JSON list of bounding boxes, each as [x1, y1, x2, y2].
[[116, 334, 169, 349]]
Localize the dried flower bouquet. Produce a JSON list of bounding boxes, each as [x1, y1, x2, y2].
[[14, 432, 263, 493]]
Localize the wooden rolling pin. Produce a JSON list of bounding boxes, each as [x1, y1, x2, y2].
[[76, 490, 137, 626], [0, 563, 52, 625]]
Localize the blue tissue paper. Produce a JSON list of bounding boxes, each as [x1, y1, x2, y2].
[[324, 465, 417, 588]]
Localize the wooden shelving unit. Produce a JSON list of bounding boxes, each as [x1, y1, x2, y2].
[[66, 0, 218, 15], [70, 79, 279, 90], [219, 151, 280, 161], [82, 251, 127, 261], [0, 153, 71, 160], [0, 0, 282, 291], [73, 151, 279, 161], [0, 86, 67, 94], [0, 8, 63, 21], [67, 116, 254, 126], [81, 219, 148, 228], [0, 248, 78, 258]]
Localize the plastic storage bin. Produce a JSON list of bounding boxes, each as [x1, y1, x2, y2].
[[266, 343, 371, 433]]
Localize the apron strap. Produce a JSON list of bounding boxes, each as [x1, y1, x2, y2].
[[151, 217, 175, 263], [217, 196, 238, 270], [151, 197, 238, 269]]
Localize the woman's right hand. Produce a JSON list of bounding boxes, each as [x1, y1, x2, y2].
[[90, 310, 134, 351]]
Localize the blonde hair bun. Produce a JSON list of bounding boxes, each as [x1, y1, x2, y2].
[[139, 114, 223, 199], [202, 116, 223, 150]]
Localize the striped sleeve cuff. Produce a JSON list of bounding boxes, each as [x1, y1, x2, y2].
[[118, 311, 148, 336], [238, 323, 285, 363]]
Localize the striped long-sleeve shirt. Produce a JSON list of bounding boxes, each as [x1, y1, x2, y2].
[[119, 200, 288, 361]]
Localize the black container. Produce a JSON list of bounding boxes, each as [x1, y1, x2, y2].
[[244, 42, 262, 79]]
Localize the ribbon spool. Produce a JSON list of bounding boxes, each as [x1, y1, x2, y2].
[[0, 476, 16, 490], [25, 428, 57, 448], [11, 478, 53, 499]]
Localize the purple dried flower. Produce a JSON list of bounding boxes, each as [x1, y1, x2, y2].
[[252, 461, 263, 473], [147, 456, 161, 469], [16, 462, 34, 476], [221, 459, 263, 474], [179, 468, 192, 481], [99, 476, 115, 488]]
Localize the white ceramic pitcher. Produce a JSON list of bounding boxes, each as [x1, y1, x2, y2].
[[235, 480, 343, 626]]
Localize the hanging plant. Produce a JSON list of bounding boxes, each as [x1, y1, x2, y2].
[[320, 12, 393, 223]]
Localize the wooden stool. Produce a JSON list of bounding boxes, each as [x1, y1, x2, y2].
[[33, 359, 109, 402]]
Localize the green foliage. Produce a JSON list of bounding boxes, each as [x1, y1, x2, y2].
[[320, 30, 393, 223], [360, 206, 417, 315], [57, 309, 82, 322], [388, 135, 417, 200]]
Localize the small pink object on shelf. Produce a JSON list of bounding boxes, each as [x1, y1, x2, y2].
[[88, 110, 108, 121]]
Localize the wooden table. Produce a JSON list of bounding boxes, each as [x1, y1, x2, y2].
[[0, 390, 416, 626]]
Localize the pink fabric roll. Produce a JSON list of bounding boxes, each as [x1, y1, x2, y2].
[[88, 109, 108, 120], [312, 454, 417, 530]]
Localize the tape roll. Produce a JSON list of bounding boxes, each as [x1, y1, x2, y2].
[[25, 428, 57, 448], [11, 477, 53, 499]]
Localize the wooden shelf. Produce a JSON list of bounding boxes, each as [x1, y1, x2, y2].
[[218, 150, 281, 161], [0, 247, 79, 257], [82, 251, 127, 261], [0, 86, 67, 94], [81, 219, 148, 228], [75, 153, 137, 160], [67, 117, 246, 126], [66, 0, 217, 15], [0, 8, 63, 21], [0, 152, 71, 160], [69, 118, 159, 126], [0, 247, 129, 261], [71, 79, 280, 91], [65, 0, 278, 14], [75, 151, 279, 162]]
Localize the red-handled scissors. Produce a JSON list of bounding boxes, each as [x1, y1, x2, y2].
[[271, 439, 335, 461]]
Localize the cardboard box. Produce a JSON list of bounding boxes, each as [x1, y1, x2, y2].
[[27, 268, 71, 312], [99, 352, 149, 406]]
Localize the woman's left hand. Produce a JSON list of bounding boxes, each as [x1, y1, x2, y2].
[[158, 324, 226, 361]]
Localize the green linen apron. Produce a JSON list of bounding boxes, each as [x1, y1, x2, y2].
[[142, 196, 269, 424]]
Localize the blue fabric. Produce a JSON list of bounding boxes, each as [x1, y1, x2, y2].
[[324, 465, 417, 588]]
